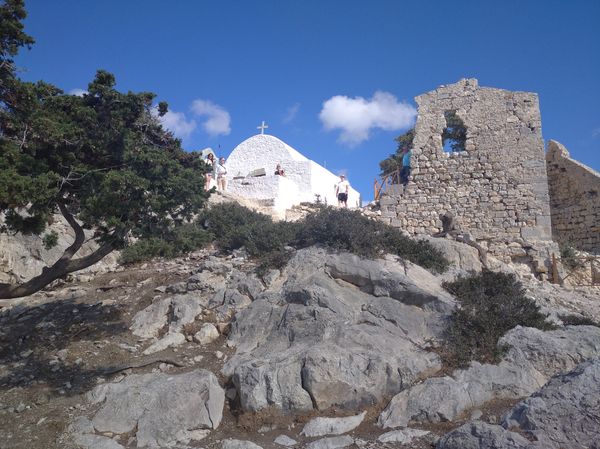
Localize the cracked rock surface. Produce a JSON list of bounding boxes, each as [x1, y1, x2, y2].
[[72, 369, 224, 448], [223, 247, 453, 412]]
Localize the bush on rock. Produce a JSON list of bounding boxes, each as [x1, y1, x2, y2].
[[200, 204, 449, 275], [442, 271, 553, 368]]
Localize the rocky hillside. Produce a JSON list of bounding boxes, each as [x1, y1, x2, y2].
[[0, 236, 599, 449]]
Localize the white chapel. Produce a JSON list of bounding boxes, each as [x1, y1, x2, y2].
[[224, 128, 360, 214]]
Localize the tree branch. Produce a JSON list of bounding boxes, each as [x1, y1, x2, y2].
[[0, 207, 126, 300]]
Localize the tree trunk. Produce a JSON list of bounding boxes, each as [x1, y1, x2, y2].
[[0, 204, 124, 300]]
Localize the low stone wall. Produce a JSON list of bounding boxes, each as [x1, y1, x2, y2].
[[546, 140, 600, 254]]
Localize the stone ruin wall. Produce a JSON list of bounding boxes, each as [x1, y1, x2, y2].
[[546, 140, 600, 254], [380, 79, 554, 260]]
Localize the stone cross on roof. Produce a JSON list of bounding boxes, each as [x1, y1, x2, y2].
[[257, 121, 269, 135]]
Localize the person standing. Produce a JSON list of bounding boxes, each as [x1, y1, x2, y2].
[[335, 174, 350, 207], [400, 147, 412, 193], [204, 153, 215, 191], [215, 157, 227, 191]]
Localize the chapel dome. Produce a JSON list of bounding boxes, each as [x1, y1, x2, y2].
[[228, 134, 308, 164]]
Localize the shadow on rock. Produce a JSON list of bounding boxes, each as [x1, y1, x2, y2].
[[0, 297, 129, 395]]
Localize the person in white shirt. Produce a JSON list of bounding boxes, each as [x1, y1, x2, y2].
[[335, 174, 350, 207], [215, 157, 227, 191]]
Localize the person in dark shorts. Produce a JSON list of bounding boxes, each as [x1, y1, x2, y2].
[[335, 174, 350, 207]]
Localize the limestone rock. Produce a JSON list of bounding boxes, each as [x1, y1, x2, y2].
[[86, 369, 224, 448], [379, 325, 600, 428], [423, 236, 483, 275], [305, 435, 354, 449], [274, 435, 298, 447], [324, 251, 455, 313], [73, 434, 125, 449], [301, 411, 366, 437], [224, 247, 448, 413], [222, 439, 263, 449], [142, 332, 186, 355], [194, 323, 220, 345], [377, 428, 430, 444], [169, 294, 205, 333], [131, 293, 207, 340], [130, 298, 171, 339], [436, 421, 536, 449], [503, 358, 600, 449]]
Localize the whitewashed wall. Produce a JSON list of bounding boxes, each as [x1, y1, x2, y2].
[[225, 134, 361, 210], [226, 134, 307, 178], [227, 176, 300, 214]]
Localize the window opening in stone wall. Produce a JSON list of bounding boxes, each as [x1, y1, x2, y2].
[[442, 111, 467, 153]]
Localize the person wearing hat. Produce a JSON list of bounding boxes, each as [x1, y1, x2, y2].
[[335, 174, 350, 207]]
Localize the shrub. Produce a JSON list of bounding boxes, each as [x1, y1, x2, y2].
[[167, 204, 449, 276], [442, 271, 553, 368], [120, 223, 211, 264], [297, 207, 449, 272], [199, 203, 300, 256], [559, 243, 585, 270]]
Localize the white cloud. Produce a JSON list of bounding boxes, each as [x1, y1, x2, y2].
[[283, 102, 300, 123], [190, 99, 231, 137], [157, 109, 197, 140], [592, 127, 600, 138], [69, 88, 87, 96], [319, 91, 416, 146]]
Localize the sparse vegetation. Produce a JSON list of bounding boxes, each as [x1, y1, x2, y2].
[[120, 224, 212, 264], [559, 242, 585, 270], [198, 203, 449, 276], [442, 271, 553, 368]]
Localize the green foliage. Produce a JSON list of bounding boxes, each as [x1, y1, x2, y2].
[[442, 271, 553, 368], [199, 203, 300, 256], [42, 231, 59, 250], [0, 2, 211, 296], [379, 128, 414, 176], [200, 204, 448, 276], [120, 223, 211, 264], [0, 0, 35, 102], [442, 111, 466, 153], [0, 67, 210, 244], [559, 243, 585, 270], [297, 207, 449, 272]]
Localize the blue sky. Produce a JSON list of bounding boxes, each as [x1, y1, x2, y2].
[[15, 0, 600, 200]]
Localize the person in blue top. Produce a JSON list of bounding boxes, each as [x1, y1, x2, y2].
[[400, 146, 412, 192]]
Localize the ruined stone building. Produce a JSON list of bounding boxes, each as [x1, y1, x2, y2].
[[380, 78, 599, 264], [546, 140, 600, 253]]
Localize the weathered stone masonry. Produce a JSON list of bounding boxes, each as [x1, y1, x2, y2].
[[380, 79, 553, 257], [546, 140, 600, 254]]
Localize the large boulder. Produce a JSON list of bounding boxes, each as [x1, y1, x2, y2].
[[436, 421, 538, 449], [78, 369, 224, 448], [223, 247, 453, 412], [379, 325, 600, 428], [504, 358, 600, 449], [131, 293, 210, 340], [422, 236, 483, 275]]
